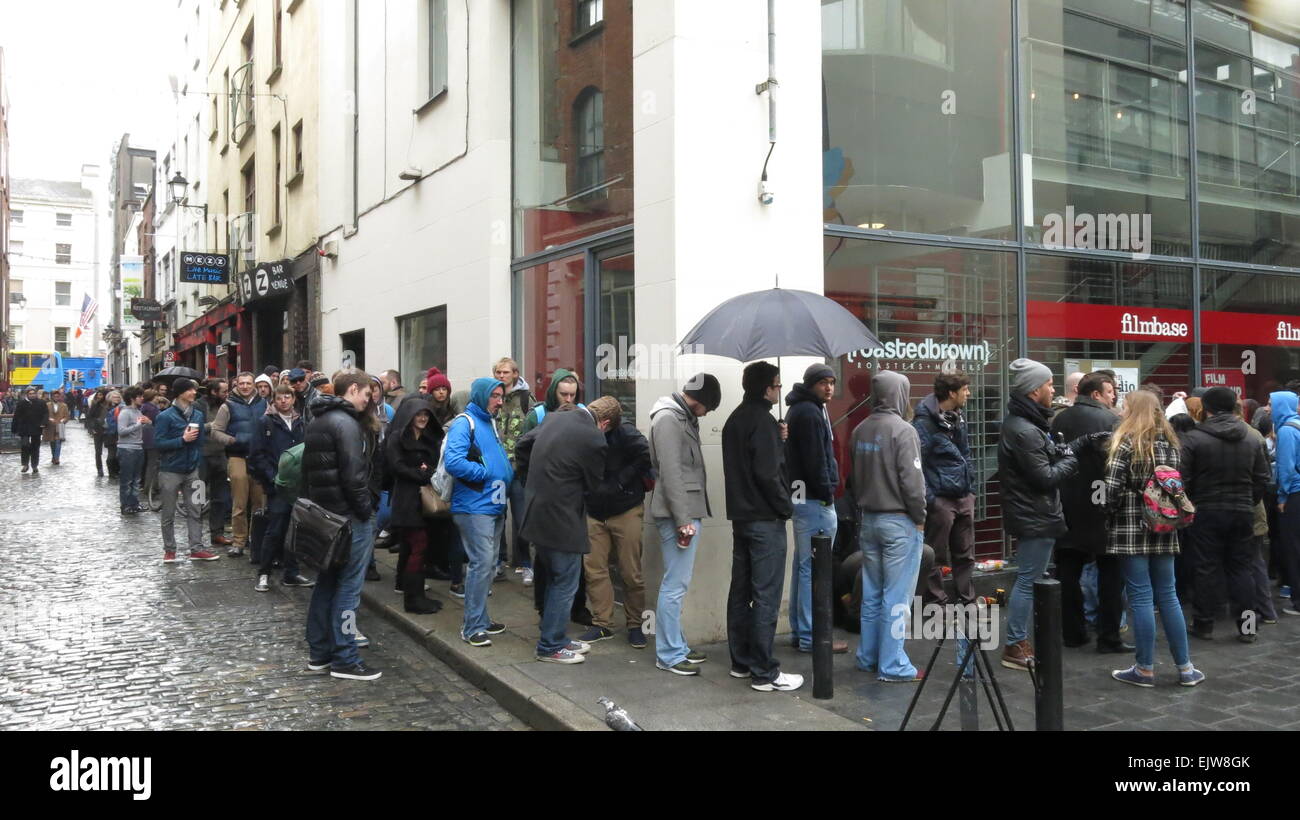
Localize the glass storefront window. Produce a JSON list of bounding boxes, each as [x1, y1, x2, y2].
[[515, 255, 585, 403], [512, 0, 633, 258], [1022, 0, 1192, 257], [821, 0, 1015, 239], [825, 237, 1018, 557], [398, 306, 447, 394], [596, 250, 635, 418], [1194, 0, 1300, 268], [1201, 268, 1300, 405], [1025, 255, 1194, 401]]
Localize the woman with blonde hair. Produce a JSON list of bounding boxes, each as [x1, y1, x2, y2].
[[1102, 388, 1204, 687]]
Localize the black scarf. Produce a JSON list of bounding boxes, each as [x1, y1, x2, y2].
[[1009, 393, 1052, 432]]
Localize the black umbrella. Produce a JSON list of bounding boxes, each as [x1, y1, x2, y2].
[[678, 287, 881, 361], [677, 287, 882, 420], [152, 365, 203, 385]]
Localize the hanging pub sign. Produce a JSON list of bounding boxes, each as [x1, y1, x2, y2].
[[180, 252, 230, 285], [129, 298, 163, 323], [237, 260, 292, 307]]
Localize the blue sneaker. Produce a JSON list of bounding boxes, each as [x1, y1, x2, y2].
[[1111, 666, 1155, 688], [1179, 667, 1206, 687], [627, 627, 647, 649]]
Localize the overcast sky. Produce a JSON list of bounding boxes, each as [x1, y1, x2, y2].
[[4, 0, 172, 184]]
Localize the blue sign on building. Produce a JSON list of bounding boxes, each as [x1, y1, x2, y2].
[[180, 252, 230, 285]]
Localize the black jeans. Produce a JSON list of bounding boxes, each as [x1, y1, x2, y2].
[[1187, 509, 1257, 630], [1278, 494, 1300, 610], [1055, 545, 1124, 645], [93, 432, 107, 473], [727, 519, 788, 684], [204, 457, 231, 540], [258, 491, 300, 579], [20, 434, 41, 468]]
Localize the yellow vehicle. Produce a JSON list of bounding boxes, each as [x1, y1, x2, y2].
[[6, 350, 63, 390]]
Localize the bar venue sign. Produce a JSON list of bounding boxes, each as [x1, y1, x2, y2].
[[180, 253, 230, 285]]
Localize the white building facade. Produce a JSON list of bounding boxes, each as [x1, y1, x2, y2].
[[8, 173, 102, 358]]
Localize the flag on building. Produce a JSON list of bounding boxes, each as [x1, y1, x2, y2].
[[76, 293, 98, 338]]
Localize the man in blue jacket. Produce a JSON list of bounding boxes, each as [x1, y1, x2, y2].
[[785, 363, 848, 654], [914, 370, 977, 606], [1270, 390, 1300, 617], [154, 378, 219, 563], [445, 377, 515, 647]]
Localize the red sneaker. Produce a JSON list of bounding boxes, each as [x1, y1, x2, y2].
[[189, 550, 220, 561], [162, 551, 180, 563]]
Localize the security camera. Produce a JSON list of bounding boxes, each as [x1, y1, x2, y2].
[[758, 179, 774, 206]]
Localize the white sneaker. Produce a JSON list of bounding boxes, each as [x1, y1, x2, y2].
[[354, 631, 370, 648], [255, 574, 270, 592], [522, 567, 534, 586], [566, 640, 591, 655], [751, 672, 804, 692]]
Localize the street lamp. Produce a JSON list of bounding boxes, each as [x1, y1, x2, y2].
[[168, 172, 189, 206]]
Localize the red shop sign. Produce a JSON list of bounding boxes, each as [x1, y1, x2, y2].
[[1026, 301, 1191, 343], [1028, 301, 1300, 347], [1202, 369, 1245, 397]]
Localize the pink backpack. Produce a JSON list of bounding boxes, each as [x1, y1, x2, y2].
[[1140, 465, 1195, 533]]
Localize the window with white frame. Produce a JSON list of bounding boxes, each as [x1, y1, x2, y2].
[[9, 326, 23, 348], [56, 212, 72, 227], [55, 244, 72, 265], [10, 209, 22, 224], [427, 0, 448, 99], [9, 240, 22, 256], [55, 281, 71, 307], [576, 0, 603, 34], [54, 327, 70, 354]]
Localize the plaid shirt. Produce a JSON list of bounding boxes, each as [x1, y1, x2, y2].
[[1102, 435, 1181, 556]]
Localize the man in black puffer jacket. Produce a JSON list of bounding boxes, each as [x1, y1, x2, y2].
[[581, 412, 652, 647], [303, 370, 383, 682], [1180, 386, 1272, 640], [997, 358, 1102, 671], [914, 371, 976, 606], [1050, 371, 1125, 652]]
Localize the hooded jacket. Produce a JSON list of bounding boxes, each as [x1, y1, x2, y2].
[[516, 405, 607, 552], [384, 396, 443, 529], [494, 376, 533, 463], [648, 394, 710, 526], [722, 387, 793, 522], [785, 382, 838, 504], [585, 418, 652, 521], [1049, 394, 1119, 551], [444, 377, 514, 516], [849, 371, 926, 525], [913, 393, 975, 504], [1272, 391, 1300, 503], [251, 403, 305, 489], [1180, 411, 1271, 513], [303, 393, 375, 521], [997, 393, 1079, 538], [521, 368, 580, 436]]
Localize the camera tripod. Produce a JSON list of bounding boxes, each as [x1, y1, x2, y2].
[[899, 616, 1016, 732]]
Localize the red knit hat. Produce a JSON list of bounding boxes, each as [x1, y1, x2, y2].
[[425, 367, 451, 392]]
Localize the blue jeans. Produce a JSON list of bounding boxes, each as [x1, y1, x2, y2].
[[856, 512, 923, 680], [537, 549, 582, 654], [790, 502, 838, 650], [377, 491, 392, 532], [1121, 555, 1191, 670], [49, 438, 64, 461], [305, 516, 375, 669], [1005, 536, 1055, 645], [654, 517, 700, 668], [1081, 561, 1099, 626], [117, 447, 144, 510], [454, 513, 504, 638]]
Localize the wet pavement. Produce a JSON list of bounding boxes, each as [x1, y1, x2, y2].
[[0, 424, 527, 731]]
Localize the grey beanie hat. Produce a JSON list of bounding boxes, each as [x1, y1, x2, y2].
[[802, 362, 835, 388], [1009, 358, 1053, 397]]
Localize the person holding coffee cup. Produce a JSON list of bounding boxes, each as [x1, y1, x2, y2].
[[154, 377, 220, 563]]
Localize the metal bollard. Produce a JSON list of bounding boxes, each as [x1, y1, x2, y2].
[[1033, 578, 1063, 731], [811, 533, 834, 699]]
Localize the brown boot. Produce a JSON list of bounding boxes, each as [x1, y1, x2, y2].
[[1001, 640, 1034, 671]]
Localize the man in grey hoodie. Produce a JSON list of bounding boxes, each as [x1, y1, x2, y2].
[[647, 373, 720, 676], [850, 370, 927, 681]]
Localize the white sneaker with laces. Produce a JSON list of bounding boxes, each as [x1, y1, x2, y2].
[[522, 567, 534, 586], [255, 574, 270, 592], [751, 672, 804, 692], [354, 631, 370, 648]]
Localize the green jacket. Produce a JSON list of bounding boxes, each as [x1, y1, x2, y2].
[[274, 442, 305, 506], [520, 368, 582, 437], [495, 377, 534, 464]]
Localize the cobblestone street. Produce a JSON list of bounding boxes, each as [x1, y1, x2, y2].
[[0, 426, 526, 731]]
